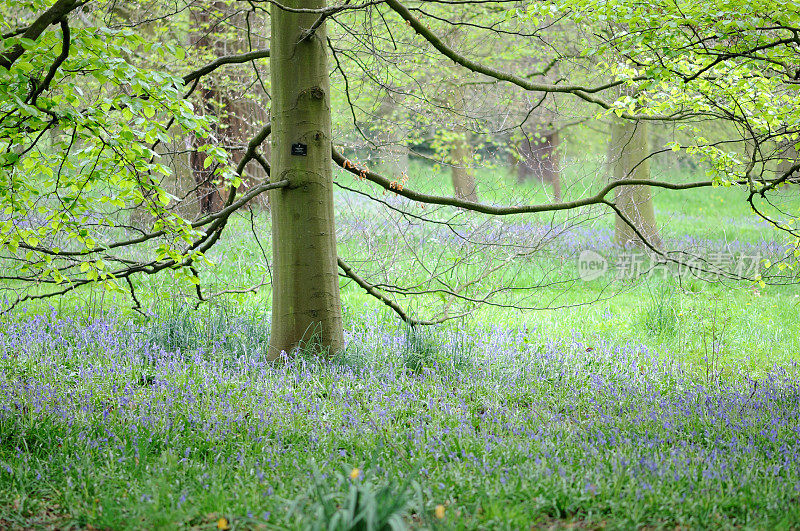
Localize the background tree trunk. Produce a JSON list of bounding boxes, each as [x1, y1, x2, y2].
[[375, 94, 410, 179], [268, 0, 343, 358], [449, 87, 478, 202], [129, 16, 200, 229], [516, 128, 562, 202], [547, 131, 562, 202], [777, 140, 799, 184], [611, 119, 662, 248], [190, 2, 270, 214], [450, 130, 478, 202], [190, 8, 224, 214]]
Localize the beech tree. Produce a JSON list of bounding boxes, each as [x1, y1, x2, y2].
[[1, 0, 798, 357], [610, 119, 662, 248], [269, 0, 343, 355]]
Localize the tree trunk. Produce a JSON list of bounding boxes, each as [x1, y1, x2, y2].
[[268, 0, 343, 358], [777, 140, 799, 184], [216, 93, 271, 208], [190, 3, 270, 213], [611, 119, 662, 248], [190, 87, 224, 214], [130, 17, 200, 229], [190, 8, 224, 214], [376, 93, 410, 176], [516, 129, 561, 202], [450, 130, 478, 202], [449, 87, 478, 202], [545, 131, 562, 202]]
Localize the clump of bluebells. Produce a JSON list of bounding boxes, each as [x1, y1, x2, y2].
[[0, 306, 799, 529]]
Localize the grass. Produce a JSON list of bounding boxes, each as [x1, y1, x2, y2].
[[1, 157, 799, 528], [1, 306, 799, 529]]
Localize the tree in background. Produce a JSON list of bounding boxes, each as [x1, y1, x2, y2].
[[189, 1, 270, 214], [510, 53, 566, 202], [610, 119, 662, 248], [447, 85, 479, 203], [515, 126, 562, 201]]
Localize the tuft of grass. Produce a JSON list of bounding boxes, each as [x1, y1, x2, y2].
[[401, 325, 474, 375], [641, 282, 679, 337], [143, 301, 271, 359]]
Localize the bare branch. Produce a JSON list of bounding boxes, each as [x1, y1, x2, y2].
[[337, 257, 453, 326], [333, 146, 713, 216]]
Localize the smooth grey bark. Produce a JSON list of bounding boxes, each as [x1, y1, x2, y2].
[[777, 140, 799, 184], [448, 87, 478, 202], [611, 119, 662, 248], [268, 0, 343, 358], [450, 130, 478, 203], [516, 128, 562, 202]]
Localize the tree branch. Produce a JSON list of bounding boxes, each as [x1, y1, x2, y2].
[[28, 19, 70, 105], [182, 49, 270, 86], [332, 146, 712, 216], [382, 0, 683, 120], [337, 257, 450, 326], [0, 0, 84, 69]]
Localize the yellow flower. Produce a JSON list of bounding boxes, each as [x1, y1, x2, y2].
[[350, 467, 360, 481], [217, 517, 230, 530], [435, 504, 446, 519]]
